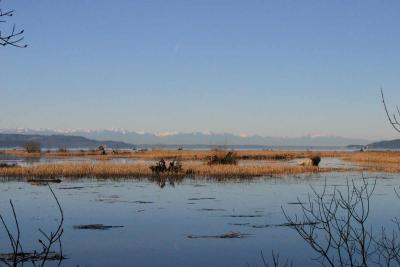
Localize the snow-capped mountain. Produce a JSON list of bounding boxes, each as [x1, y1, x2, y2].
[[0, 129, 371, 147]]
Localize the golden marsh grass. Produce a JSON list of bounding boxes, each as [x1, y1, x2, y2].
[[0, 162, 342, 179], [1, 149, 346, 161], [341, 151, 400, 164], [341, 151, 400, 173], [2, 150, 400, 178]]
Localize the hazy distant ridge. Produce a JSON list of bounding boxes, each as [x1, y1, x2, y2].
[[368, 139, 400, 149], [0, 133, 133, 149], [0, 129, 371, 147]]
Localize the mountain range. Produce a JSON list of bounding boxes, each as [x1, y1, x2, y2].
[[367, 139, 400, 149], [0, 133, 132, 149], [0, 129, 371, 147]]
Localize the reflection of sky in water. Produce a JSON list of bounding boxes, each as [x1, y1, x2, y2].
[[0, 173, 399, 266], [0, 154, 150, 166]]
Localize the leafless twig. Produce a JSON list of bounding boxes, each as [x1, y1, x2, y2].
[[261, 250, 293, 267], [0, 0, 27, 48], [0, 184, 65, 266], [282, 176, 400, 267], [381, 88, 400, 133]]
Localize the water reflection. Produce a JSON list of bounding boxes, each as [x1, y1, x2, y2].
[[0, 173, 399, 266], [0, 185, 65, 266], [0, 153, 150, 167]]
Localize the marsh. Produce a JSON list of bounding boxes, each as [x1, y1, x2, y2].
[[0, 166, 399, 266]]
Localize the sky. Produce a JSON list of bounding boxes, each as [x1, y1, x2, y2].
[[1, 0, 400, 140]]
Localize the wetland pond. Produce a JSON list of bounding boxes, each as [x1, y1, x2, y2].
[[0, 169, 399, 266]]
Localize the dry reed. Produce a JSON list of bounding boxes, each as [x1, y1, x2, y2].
[[340, 151, 400, 173], [0, 149, 347, 161], [3, 150, 400, 177], [0, 162, 342, 179], [341, 151, 400, 164]]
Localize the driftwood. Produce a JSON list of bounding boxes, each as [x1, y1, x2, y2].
[[27, 179, 62, 184], [0, 163, 18, 168], [0, 252, 65, 262], [187, 231, 249, 239], [73, 224, 124, 230]]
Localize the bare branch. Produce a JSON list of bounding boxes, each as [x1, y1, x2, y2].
[[0, 185, 65, 266], [381, 88, 400, 133], [0, 0, 27, 48], [282, 177, 400, 266]]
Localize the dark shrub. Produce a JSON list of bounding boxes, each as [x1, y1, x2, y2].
[[185, 168, 195, 177], [310, 155, 321, 166], [167, 160, 182, 173], [150, 159, 167, 174], [24, 142, 41, 153], [150, 159, 182, 175], [0, 163, 18, 168], [97, 145, 106, 155], [58, 148, 68, 153], [207, 151, 238, 165]]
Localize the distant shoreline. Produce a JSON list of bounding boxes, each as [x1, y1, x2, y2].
[[0, 132, 372, 149]]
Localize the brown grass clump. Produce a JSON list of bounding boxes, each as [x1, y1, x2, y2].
[[340, 151, 400, 173], [358, 164, 400, 173], [185, 164, 336, 178], [341, 151, 400, 164], [235, 150, 343, 160]]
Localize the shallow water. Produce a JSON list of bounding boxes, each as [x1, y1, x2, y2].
[[0, 153, 149, 166], [0, 172, 399, 266]]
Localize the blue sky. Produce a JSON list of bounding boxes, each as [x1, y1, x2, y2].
[[1, 0, 400, 140]]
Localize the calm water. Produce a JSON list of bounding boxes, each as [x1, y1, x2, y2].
[[0, 153, 148, 166], [0, 171, 399, 266]]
